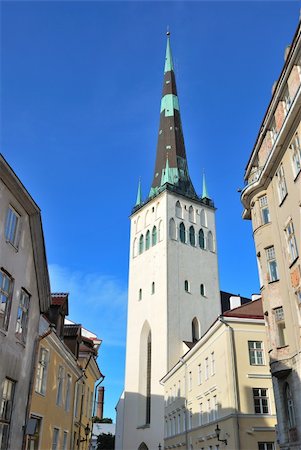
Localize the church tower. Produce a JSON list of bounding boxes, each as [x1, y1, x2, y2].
[[115, 33, 221, 450]]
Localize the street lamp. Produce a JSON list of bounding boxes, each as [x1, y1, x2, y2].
[[78, 424, 91, 443], [215, 424, 227, 446]]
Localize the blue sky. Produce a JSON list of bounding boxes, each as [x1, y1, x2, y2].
[[1, 1, 300, 420]]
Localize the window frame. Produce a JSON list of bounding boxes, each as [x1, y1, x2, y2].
[[284, 219, 298, 264], [259, 195, 270, 225], [248, 341, 264, 366], [15, 289, 30, 343], [0, 378, 16, 450], [5, 205, 20, 249], [275, 163, 287, 204], [290, 133, 301, 179], [253, 388, 269, 414], [35, 347, 49, 395], [265, 246, 279, 282], [0, 269, 13, 332]]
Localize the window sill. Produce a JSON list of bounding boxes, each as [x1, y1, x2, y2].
[[0, 328, 7, 337], [289, 256, 299, 269], [293, 169, 301, 182], [137, 424, 150, 430], [276, 344, 289, 350], [6, 240, 19, 252], [268, 279, 279, 284], [15, 339, 26, 348], [278, 193, 288, 207]]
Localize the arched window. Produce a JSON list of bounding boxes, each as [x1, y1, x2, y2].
[[179, 222, 186, 243], [145, 210, 150, 227], [189, 206, 194, 222], [145, 230, 150, 250], [139, 323, 152, 427], [152, 226, 157, 246], [138, 289, 142, 301], [176, 201, 182, 218], [199, 229, 205, 249], [151, 282, 155, 295], [146, 332, 151, 424], [139, 235, 144, 254], [207, 231, 214, 252], [285, 383, 296, 429], [184, 280, 190, 293], [189, 226, 195, 246], [158, 220, 163, 242], [200, 209, 207, 227], [200, 284, 205, 296], [138, 444, 148, 450], [192, 317, 200, 342], [169, 218, 176, 240]]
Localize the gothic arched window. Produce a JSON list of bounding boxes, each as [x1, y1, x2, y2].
[[207, 231, 214, 252], [179, 222, 186, 243], [189, 226, 195, 246], [152, 226, 157, 246], [192, 317, 200, 342], [139, 235, 144, 254], [200, 209, 207, 227], [176, 201, 182, 218], [169, 218, 176, 240], [145, 230, 150, 250], [285, 383, 296, 429], [151, 282, 155, 295], [189, 206, 194, 222], [200, 284, 205, 296], [184, 280, 190, 293], [199, 229, 205, 249]]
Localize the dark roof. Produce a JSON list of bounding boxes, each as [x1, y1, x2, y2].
[[64, 324, 81, 337], [220, 290, 252, 314], [223, 298, 263, 319]]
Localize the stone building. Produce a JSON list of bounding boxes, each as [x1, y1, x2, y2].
[[116, 34, 221, 450], [161, 299, 277, 450], [0, 154, 51, 449], [241, 19, 301, 449]]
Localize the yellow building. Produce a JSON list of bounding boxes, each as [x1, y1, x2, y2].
[[161, 300, 277, 450]]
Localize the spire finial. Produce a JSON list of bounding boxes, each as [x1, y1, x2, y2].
[[202, 171, 210, 200], [135, 178, 142, 206]]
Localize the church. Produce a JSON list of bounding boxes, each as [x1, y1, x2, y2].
[[115, 33, 221, 450]]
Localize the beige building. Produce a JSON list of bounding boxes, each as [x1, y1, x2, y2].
[[161, 300, 277, 450], [0, 154, 51, 449], [241, 19, 301, 449]]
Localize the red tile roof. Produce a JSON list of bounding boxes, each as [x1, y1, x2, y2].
[[223, 298, 263, 319], [51, 293, 69, 306]]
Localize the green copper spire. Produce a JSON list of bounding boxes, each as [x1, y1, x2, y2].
[[161, 154, 174, 185], [202, 172, 210, 199], [164, 31, 174, 73], [135, 179, 142, 206]]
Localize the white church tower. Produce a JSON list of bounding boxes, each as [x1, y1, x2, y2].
[[115, 33, 221, 450]]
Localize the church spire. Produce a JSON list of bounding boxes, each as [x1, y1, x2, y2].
[[135, 178, 142, 206], [202, 172, 210, 200], [149, 32, 197, 199]]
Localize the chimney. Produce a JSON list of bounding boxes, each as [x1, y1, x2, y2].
[[229, 295, 241, 310], [97, 386, 105, 419]]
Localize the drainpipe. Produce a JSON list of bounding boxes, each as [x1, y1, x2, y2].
[[180, 358, 189, 450], [90, 375, 105, 450], [219, 317, 241, 450]]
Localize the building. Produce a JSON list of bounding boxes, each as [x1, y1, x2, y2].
[[161, 299, 277, 450], [90, 422, 116, 450], [241, 19, 301, 449], [116, 34, 221, 450], [0, 154, 51, 449]]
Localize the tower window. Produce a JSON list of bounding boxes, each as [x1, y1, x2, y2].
[[146, 332, 151, 424], [200, 209, 207, 227], [189, 226, 195, 246], [139, 289, 142, 301], [199, 229, 205, 249], [207, 231, 214, 252], [179, 222, 186, 243], [184, 280, 190, 293], [169, 218, 176, 240], [176, 201, 182, 219], [192, 317, 200, 342], [145, 230, 150, 250], [200, 284, 205, 296], [151, 282, 155, 295], [188, 206, 194, 222], [139, 235, 144, 254], [152, 226, 157, 246]]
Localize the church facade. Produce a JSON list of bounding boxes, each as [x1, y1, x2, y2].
[[115, 34, 221, 450]]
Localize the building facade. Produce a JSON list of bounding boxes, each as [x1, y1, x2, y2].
[[0, 155, 51, 449], [162, 300, 277, 450], [116, 35, 221, 450], [241, 20, 301, 449]]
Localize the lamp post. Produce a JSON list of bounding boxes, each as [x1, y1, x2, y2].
[[215, 424, 227, 446]]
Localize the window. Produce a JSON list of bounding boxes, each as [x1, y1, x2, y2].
[[211, 352, 215, 375], [189, 206, 194, 222], [253, 388, 269, 414], [5, 206, 20, 247], [177, 414, 181, 434], [276, 164, 287, 203], [184, 280, 190, 293], [169, 218, 176, 240], [248, 341, 264, 365], [145, 230, 150, 250], [259, 195, 270, 224], [152, 226, 157, 246], [188, 408, 192, 430], [52, 428, 59, 450], [15, 289, 30, 343], [65, 374, 71, 412], [213, 395, 218, 420], [199, 403, 203, 425], [188, 371, 192, 391], [0, 270, 13, 331], [291, 133, 301, 178], [205, 358, 209, 380], [177, 380, 181, 397], [138, 289, 142, 301], [0, 378, 15, 450], [151, 282, 155, 295], [199, 229, 205, 249], [139, 235, 144, 254], [192, 318, 200, 342], [284, 383, 296, 429], [284, 219, 298, 263], [63, 431, 68, 450], [274, 306, 286, 347], [207, 231, 214, 252], [198, 364, 202, 385], [258, 443, 275, 450], [176, 201, 182, 218], [27, 416, 42, 450], [35, 347, 49, 395], [200, 284, 205, 296], [146, 332, 151, 425], [189, 226, 195, 246], [266, 246, 279, 282], [179, 222, 186, 243], [283, 85, 291, 113], [207, 398, 211, 422], [270, 118, 278, 144], [182, 410, 186, 431], [200, 209, 207, 227], [56, 366, 64, 406]]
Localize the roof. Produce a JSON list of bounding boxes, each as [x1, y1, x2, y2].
[[220, 290, 252, 313], [223, 298, 263, 319], [64, 324, 81, 337]]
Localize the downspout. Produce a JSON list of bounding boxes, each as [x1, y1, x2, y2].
[[180, 358, 189, 450], [91, 375, 105, 449], [219, 317, 241, 450], [72, 369, 85, 450]]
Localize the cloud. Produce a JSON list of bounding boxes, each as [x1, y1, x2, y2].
[[48, 264, 127, 347]]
